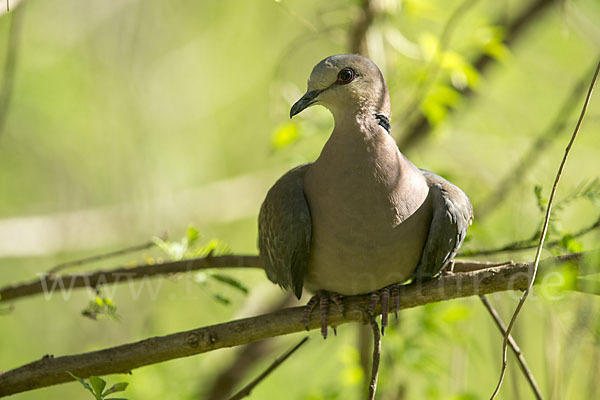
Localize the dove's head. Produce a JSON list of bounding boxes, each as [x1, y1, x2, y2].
[[290, 54, 391, 119]]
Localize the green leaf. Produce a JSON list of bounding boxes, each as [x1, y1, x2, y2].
[[212, 293, 231, 305], [484, 41, 510, 62], [82, 290, 120, 322], [103, 382, 128, 396], [441, 52, 480, 89], [66, 371, 95, 395], [186, 226, 200, 246], [534, 185, 547, 212], [271, 122, 299, 149], [152, 237, 176, 259], [89, 376, 106, 396], [421, 99, 447, 125], [189, 238, 230, 258], [418, 31, 439, 61], [209, 273, 249, 294], [476, 25, 510, 62], [421, 83, 461, 125], [557, 233, 583, 253]]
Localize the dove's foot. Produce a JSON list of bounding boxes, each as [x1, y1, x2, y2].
[[302, 290, 345, 339], [368, 284, 401, 335]]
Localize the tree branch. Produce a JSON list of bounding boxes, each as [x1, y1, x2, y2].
[[1, 251, 593, 304], [0, 255, 261, 302], [0, 253, 592, 397]]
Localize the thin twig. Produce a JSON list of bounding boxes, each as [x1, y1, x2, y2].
[[228, 336, 309, 400], [489, 59, 600, 400], [0, 254, 262, 302], [47, 241, 156, 275], [476, 60, 599, 218], [275, 1, 319, 33], [0, 256, 593, 397], [367, 318, 382, 400], [459, 215, 600, 257], [0, 1, 25, 138], [479, 295, 543, 400]]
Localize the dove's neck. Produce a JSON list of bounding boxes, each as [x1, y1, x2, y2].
[[306, 109, 428, 217]]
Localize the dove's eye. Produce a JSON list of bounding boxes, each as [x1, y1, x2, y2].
[[337, 68, 356, 84]]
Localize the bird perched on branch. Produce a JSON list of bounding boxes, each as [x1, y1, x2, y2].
[[258, 54, 473, 338]]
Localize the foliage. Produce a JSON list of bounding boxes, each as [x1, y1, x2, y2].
[[154, 226, 247, 305], [152, 226, 231, 261], [67, 372, 128, 400], [81, 289, 119, 321]]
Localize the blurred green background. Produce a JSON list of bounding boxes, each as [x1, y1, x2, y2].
[[1, 0, 600, 398]]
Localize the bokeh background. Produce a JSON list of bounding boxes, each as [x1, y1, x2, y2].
[[1, 0, 600, 398]]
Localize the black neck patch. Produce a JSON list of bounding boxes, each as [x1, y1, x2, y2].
[[374, 113, 391, 134]]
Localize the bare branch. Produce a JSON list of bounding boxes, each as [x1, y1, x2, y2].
[[228, 336, 309, 400], [490, 59, 600, 400], [479, 295, 544, 400], [0, 255, 261, 303], [0, 253, 592, 397]]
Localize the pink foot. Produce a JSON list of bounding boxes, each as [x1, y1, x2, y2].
[[368, 284, 401, 335], [302, 290, 345, 339]]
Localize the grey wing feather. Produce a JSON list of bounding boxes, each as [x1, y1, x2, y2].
[[258, 164, 312, 299], [414, 170, 473, 280]]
